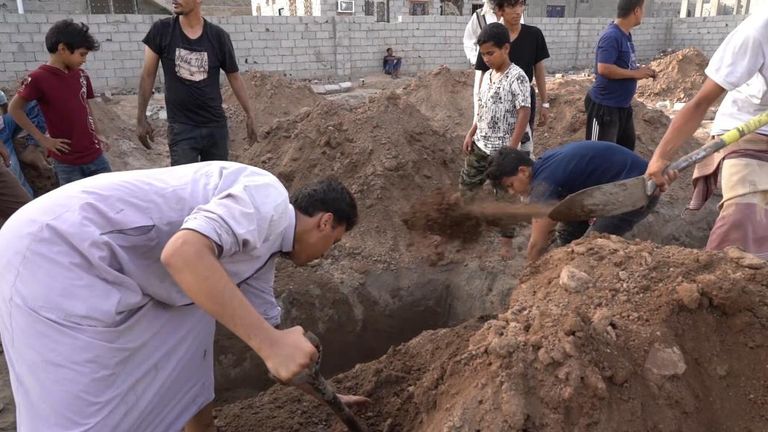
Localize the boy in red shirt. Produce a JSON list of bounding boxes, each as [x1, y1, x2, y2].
[[9, 19, 111, 186]]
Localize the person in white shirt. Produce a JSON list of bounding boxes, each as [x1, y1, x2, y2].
[[0, 162, 366, 431], [646, 10, 768, 259]]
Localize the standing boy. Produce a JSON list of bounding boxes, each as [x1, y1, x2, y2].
[[137, 0, 257, 165], [476, 0, 549, 131], [585, 0, 656, 151], [9, 19, 111, 186], [486, 142, 656, 262], [460, 22, 531, 256]]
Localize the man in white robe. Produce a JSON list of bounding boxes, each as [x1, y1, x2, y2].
[[0, 161, 362, 431]]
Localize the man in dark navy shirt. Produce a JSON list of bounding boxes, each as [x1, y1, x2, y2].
[[584, 0, 656, 151], [486, 141, 656, 261]]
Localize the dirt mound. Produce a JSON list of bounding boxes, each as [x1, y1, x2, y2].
[[223, 71, 323, 157], [236, 90, 461, 228], [402, 66, 474, 138], [637, 48, 709, 103], [216, 237, 768, 431]]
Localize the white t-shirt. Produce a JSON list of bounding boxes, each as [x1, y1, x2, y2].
[[706, 10, 768, 135]]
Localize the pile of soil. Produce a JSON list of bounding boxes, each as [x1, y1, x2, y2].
[[637, 48, 709, 103], [216, 236, 768, 431], [222, 70, 323, 158], [234, 90, 462, 234], [402, 66, 474, 138]]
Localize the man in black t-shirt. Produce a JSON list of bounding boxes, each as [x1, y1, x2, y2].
[[136, 0, 257, 166], [476, 0, 549, 137]]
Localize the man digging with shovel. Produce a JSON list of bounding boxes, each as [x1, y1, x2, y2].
[[0, 162, 367, 431], [646, 10, 768, 260], [486, 140, 656, 262]]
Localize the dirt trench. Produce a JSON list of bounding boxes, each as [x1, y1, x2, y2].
[[213, 260, 519, 400]]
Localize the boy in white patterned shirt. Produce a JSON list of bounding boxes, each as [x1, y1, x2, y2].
[[460, 22, 531, 256]]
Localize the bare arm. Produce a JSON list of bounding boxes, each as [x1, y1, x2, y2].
[[9, 95, 70, 154], [463, 122, 478, 154], [137, 47, 159, 122], [226, 72, 253, 118], [87, 100, 109, 151], [533, 61, 547, 106], [534, 61, 548, 126], [226, 72, 257, 143], [527, 217, 556, 262], [597, 63, 654, 80], [646, 78, 727, 190], [161, 230, 317, 383], [137, 47, 160, 149], [509, 107, 531, 148]]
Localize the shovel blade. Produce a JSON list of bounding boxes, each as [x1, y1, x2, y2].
[[548, 176, 650, 222]]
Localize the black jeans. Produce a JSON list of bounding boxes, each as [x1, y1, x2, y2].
[[554, 195, 659, 246], [168, 122, 229, 166], [584, 93, 636, 151]]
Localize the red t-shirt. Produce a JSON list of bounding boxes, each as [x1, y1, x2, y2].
[[17, 65, 103, 165]]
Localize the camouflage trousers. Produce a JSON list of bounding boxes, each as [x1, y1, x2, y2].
[[458, 143, 518, 238]]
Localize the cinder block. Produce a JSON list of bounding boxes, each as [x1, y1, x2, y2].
[[6, 62, 27, 72]]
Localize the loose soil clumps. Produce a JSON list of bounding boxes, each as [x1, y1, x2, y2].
[[637, 48, 709, 103], [216, 237, 768, 432]]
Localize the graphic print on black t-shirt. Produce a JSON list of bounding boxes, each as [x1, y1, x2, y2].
[[175, 48, 209, 82]]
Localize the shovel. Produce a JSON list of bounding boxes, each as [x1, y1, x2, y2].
[[548, 110, 768, 222], [273, 332, 369, 432]]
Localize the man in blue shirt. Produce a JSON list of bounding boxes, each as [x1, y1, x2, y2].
[[486, 141, 656, 261], [585, 0, 656, 151]]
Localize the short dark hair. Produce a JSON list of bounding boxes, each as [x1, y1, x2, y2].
[[492, 0, 526, 11], [45, 19, 100, 54], [485, 147, 534, 189], [477, 22, 510, 49], [291, 178, 358, 230], [617, 0, 644, 18], [386, 47, 393, 52]]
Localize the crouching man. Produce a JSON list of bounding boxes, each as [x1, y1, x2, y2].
[[486, 140, 656, 261], [0, 161, 365, 431]]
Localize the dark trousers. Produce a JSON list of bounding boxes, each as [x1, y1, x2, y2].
[[555, 195, 659, 246], [168, 122, 229, 166], [584, 93, 636, 151], [0, 165, 31, 225]]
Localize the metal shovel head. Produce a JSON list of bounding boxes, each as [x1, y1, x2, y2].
[[548, 175, 650, 222]]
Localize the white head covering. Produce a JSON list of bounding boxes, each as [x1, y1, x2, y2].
[[481, 0, 495, 14], [0, 90, 7, 105]]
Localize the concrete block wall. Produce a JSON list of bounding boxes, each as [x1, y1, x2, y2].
[[0, 0, 88, 13], [668, 15, 743, 56], [0, 12, 747, 92]]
